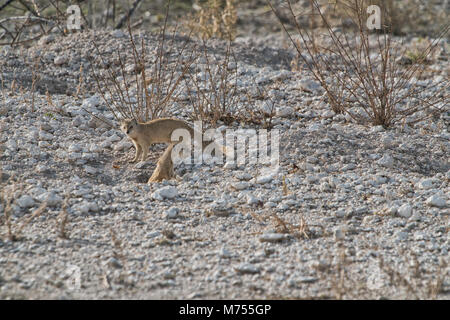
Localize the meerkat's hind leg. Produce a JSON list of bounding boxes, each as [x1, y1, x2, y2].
[[148, 144, 175, 183]]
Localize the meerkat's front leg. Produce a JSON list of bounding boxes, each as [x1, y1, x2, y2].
[[131, 140, 142, 163], [140, 143, 150, 162]]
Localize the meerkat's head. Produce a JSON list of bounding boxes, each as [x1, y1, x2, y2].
[[120, 119, 138, 137]]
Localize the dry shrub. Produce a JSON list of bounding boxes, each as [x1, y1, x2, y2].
[[270, 212, 310, 240], [270, 0, 449, 127], [91, 10, 197, 124], [184, 39, 242, 125], [188, 0, 238, 40], [183, 39, 276, 127]]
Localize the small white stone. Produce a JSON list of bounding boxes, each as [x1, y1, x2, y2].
[[322, 110, 335, 119], [38, 141, 50, 148], [16, 195, 35, 208], [334, 227, 346, 240], [235, 172, 253, 181], [264, 201, 277, 208], [319, 182, 331, 192], [371, 125, 384, 133], [89, 144, 102, 153], [113, 139, 133, 152], [54, 55, 67, 65], [336, 209, 346, 218], [307, 123, 324, 132], [108, 134, 121, 143], [223, 162, 236, 170], [416, 178, 435, 190], [377, 154, 394, 168], [37, 192, 62, 207], [426, 195, 446, 208], [165, 207, 179, 219], [256, 174, 273, 184], [100, 140, 112, 149], [299, 79, 321, 92], [6, 139, 18, 151], [152, 186, 178, 200], [82, 95, 101, 109], [259, 233, 287, 243], [247, 194, 260, 205], [39, 131, 54, 141], [231, 181, 250, 190], [276, 106, 294, 118], [112, 29, 125, 38], [396, 231, 408, 241], [388, 205, 398, 215], [382, 136, 395, 148], [218, 247, 232, 258], [398, 204, 413, 218], [84, 165, 97, 174], [234, 263, 260, 274], [89, 202, 99, 212], [68, 143, 82, 153]]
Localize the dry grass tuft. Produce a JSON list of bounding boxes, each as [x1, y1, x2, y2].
[[15, 201, 47, 236], [1, 191, 16, 241], [109, 227, 126, 264], [270, 212, 310, 240], [58, 195, 70, 239], [188, 0, 238, 40]]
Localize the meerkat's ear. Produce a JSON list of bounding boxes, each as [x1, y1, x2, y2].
[[130, 119, 138, 126]]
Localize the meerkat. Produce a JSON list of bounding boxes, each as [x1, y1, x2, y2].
[[120, 118, 226, 163], [148, 144, 175, 183]]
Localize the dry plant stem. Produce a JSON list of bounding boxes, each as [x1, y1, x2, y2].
[[378, 255, 419, 299], [333, 247, 348, 300], [110, 227, 126, 266], [15, 201, 47, 235], [270, 212, 309, 240], [247, 78, 277, 128], [59, 195, 69, 239], [31, 57, 40, 112], [46, 90, 54, 107], [2, 193, 15, 241], [185, 38, 242, 125], [115, 0, 143, 29], [76, 64, 84, 99]]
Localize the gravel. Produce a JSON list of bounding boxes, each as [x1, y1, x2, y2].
[[0, 28, 449, 300]]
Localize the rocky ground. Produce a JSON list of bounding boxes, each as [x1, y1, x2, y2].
[[0, 28, 449, 299]]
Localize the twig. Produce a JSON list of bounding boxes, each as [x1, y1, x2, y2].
[[114, 0, 143, 29]]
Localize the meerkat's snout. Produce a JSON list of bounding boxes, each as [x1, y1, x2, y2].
[[120, 119, 138, 136]]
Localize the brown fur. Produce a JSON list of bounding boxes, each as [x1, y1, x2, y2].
[[148, 144, 175, 183]]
